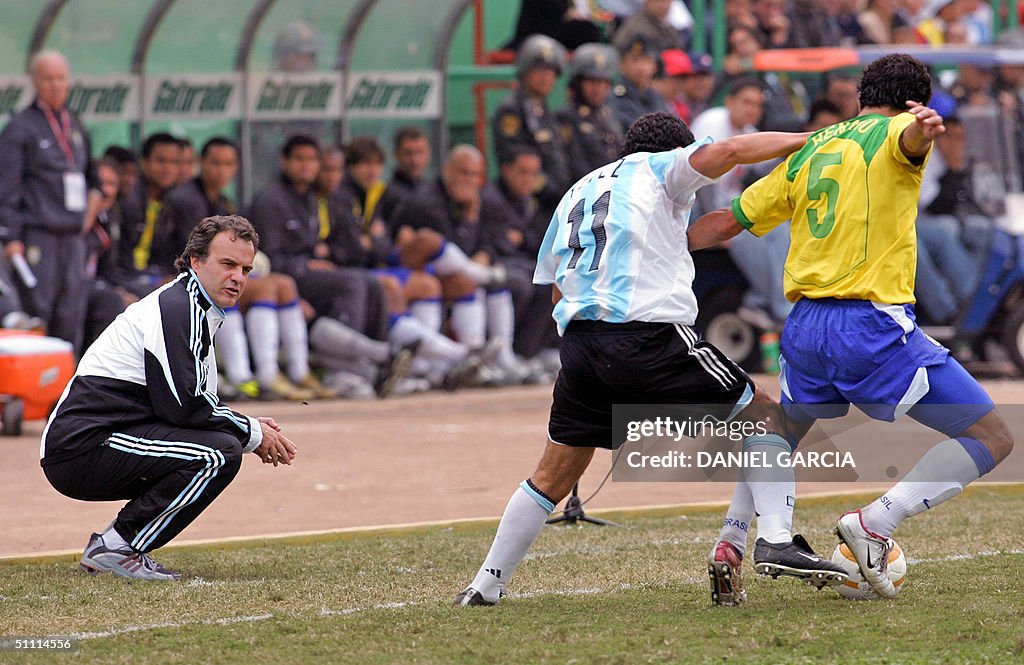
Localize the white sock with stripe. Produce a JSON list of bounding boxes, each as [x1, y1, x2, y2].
[[217, 308, 254, 385], [714, 476, 755, 558], [469, 481, 554, 602], [410, 298, 443, 332], [245, 303, 280, 388], [309, 317, 391, 364], [450, 291, 487, 349], [278, 301, 310, 383], [744, 434, 795, 544]]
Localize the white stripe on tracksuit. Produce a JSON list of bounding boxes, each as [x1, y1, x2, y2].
[[673, 324, 736, 390], [106, 433, 227, 552]]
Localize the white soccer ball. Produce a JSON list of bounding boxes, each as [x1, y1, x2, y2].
[[831, 539, 907, 600]]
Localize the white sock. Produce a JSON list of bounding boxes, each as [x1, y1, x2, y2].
[[429, 240, 492, 283], [278, 301, 310, 383], [309, 317, 390, 364], [714, 476, 755, 558], [217, 308, 254, 384], [486, 289, 515, 343], [102, 524, 130, 551], [450, 290, 487, 349], [860, 438, 988, 538], [410, 298, 443, 332], [389, 315, 467, 363], [245, 303, 280, 388], [469, 482, 554, 602], [744, 434, 795, 544]]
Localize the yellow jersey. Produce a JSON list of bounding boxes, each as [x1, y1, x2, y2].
[[731, 112, 929, 304]]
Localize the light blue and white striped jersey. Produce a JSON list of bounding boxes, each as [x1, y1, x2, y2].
[[534, 139, 718, 334]]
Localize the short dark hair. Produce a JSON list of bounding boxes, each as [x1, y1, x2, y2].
[[806, 99, 842, 124], [499, 144, 541, 167], [621, 112, 695, 157], [177, 137, 193, 151], [394, 126, 427, 151], [858, 53, 931, 112], [345, 135, 386, 166], [200, 136, 238, 159], [142, 132, 180, 159], [102, 145, 137, 166], [281, 134, 320, 158], [727, 76, 764, 98], [175, 215, 259, 273]]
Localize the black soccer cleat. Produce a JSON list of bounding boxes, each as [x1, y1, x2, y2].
[[753, 534, 849, 589], [452, 587, 499, 607]]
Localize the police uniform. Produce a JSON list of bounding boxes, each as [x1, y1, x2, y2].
[[558, 103, 624, 181], [0, 99, 95, 353], [493, 89, 573, 210], [609, 79, 672, 134]]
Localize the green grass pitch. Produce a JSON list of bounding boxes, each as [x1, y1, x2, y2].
[[1, 485, 1022, 664]]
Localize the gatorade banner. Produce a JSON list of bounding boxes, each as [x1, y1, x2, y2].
[[248, 72, 343, 120], [143, 73, 242, 120]]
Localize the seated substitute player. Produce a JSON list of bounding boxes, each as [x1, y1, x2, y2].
[[687, 53, 1014, 599], [41, 215, 297, 581], [453, 112, 848, 607]]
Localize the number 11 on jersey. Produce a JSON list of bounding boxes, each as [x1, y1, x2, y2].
[[566, 190, 611, 272]]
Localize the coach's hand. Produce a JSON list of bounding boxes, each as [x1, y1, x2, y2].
[[255, 418, 297, 467]]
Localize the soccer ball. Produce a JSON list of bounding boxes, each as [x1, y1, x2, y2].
[[831, 539, 907, 600]]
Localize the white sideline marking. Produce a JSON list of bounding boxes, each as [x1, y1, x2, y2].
[[66, 550, 1024, 641]]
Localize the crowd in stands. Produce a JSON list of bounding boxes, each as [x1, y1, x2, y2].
[[3, 3, 1024, 400]]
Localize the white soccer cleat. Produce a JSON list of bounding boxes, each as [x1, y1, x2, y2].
[[835, 510, 897, 599]]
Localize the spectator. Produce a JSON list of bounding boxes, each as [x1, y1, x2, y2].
[[558, 43, 624, 180], [718, 25, 804, 131], [0, 50, 97, 354], [82, 159, 128, 351], [914, 117, 990, 324], [693, 77, 792, 329], [118, 132, 182, 290], [102, 146, 139, 201], [176, 137, 197, 185], [751, 0, 792, 47], [805, 98, 844, 131], [505, 0, 604, 51], [159, 137, 328, 401], [493, 34, 573, 215], [612, 0, 686, 53], [386, 126, 433, 209], [481, 146, 560, 367], [859, 0, 911, 44], [391, 145, 513, 368], [788, 0, 843, 48], [917, 0, 987, 45], [822, 73, 860, 120], [657, 49, 714, 124], [609, 34, 671, 131]]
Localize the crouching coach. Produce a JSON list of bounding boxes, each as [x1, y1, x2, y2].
[[41, 215, 297, 581]]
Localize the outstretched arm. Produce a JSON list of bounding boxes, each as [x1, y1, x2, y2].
[[687, 208, 745, 251], [899, 100, 945, 161], [689, 131, 810, 179]]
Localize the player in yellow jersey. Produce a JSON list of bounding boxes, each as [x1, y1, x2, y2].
[[688, 54, 1014, 600]]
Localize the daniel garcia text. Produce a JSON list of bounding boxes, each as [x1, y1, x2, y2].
[[625, 450, 857, 469]]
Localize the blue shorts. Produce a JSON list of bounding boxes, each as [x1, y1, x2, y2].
[[780, 298, 992, 437]]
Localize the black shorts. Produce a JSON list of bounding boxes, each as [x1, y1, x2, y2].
[[548, 320, 753, 449]]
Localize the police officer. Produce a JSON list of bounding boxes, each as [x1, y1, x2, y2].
[[492, 34, 572, 212], [557, 43, 624, 181], [0, 51, 97, 354], [609, 34, 671, 131]]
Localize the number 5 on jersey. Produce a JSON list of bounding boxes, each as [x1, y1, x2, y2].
[[566, 190, 610, 271]]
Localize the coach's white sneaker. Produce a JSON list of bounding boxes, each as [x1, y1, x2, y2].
[[835, 511, 897, 599], [80, 532, 181, 582]]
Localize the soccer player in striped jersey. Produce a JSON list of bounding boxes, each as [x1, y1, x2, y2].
[[454, 112, 849, 608], [688, 54, 1014, 599]]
